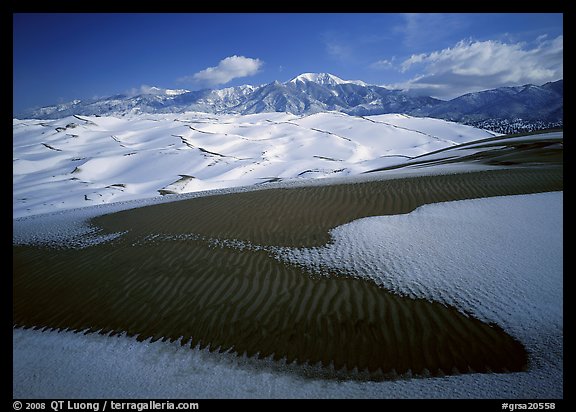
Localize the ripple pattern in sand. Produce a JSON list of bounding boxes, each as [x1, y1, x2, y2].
[[13, 167, 563, 379]]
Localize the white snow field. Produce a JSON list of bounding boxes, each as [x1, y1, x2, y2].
[[13, 111, 561, 398], [13, 112, 495, 218], [13, 192, 562, 398]]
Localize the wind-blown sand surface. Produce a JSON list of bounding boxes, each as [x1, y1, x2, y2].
[[13, 131, 562, 397]]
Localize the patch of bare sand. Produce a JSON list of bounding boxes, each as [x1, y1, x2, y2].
[[13, 166, 562, 380]]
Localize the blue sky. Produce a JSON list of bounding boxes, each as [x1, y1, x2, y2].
[[13, 13, 563, 112]]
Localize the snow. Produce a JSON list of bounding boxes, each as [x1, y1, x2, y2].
[[13, 192, 563, 398], [289, 72, 368, 87], [10, 165, 502, 250], [210, 84, 258, 99], [13, 108, 561, 397], [276, 192, 562, 396], [278, 192, 562, 341], [164, 88, 190, 96], [13, 112, 494, 218]]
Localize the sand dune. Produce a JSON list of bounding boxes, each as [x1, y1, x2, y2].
[[14, 239, 528, 377], [13, 163, 562, 380], [13, 112, 495, 218], [94, 166, 562, 248]]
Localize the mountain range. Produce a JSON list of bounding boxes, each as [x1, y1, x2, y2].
[[18, 73, 563, 133]]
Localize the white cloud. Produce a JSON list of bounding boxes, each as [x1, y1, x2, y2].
[[370, 57, 396, 70], [182, 55, 263, 87], [321, 31, 356, 62], [386, 35, 563, 99], [326, 42, 352, 60]]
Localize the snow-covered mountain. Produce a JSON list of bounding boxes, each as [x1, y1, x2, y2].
[[19, 73, 442, 120], [418, 80, 563, 125], [16, 74, 562, 134], [13, 112, 497, 218], [288, 72, 367, 87]]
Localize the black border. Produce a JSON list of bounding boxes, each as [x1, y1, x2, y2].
[[9, 4, 568, 404]]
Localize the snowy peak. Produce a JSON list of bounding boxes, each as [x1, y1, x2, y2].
[[134, 86, 190, 96], [164, 88, 190, 96], [288, 72, 366, 87], [289, 73, 346, 86], [209, 84, 257, 98], [17, 75, 562, 134]]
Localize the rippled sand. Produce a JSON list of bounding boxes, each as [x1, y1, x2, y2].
[[13, 164, 562, 379], [94, 167, 562, 248]]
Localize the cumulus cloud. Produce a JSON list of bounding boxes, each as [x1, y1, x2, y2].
[[370, 57, 396, 70], [384, 35, 563, 99], [181, 55, 263, 87]]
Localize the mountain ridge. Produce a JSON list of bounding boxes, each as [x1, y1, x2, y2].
[[17, 73, 563, 134]]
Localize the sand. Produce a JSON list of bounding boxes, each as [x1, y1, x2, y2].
[[93, 166, 562, 248], [13, 164, 561, 381]]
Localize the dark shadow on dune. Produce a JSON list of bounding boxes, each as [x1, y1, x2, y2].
[[365, 132, 563, 174], [13, 164, 562, 381]]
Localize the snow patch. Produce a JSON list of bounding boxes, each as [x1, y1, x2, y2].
[[14, 112, 493, 218], [13, 193, 563, 398], [277, 192, 563, 381]]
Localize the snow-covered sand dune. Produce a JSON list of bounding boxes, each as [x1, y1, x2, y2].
[[13, 117, 562, 398], [278, 191, 563, 382], [13, 192, 562, 398], [13, 112, 495, 218]]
